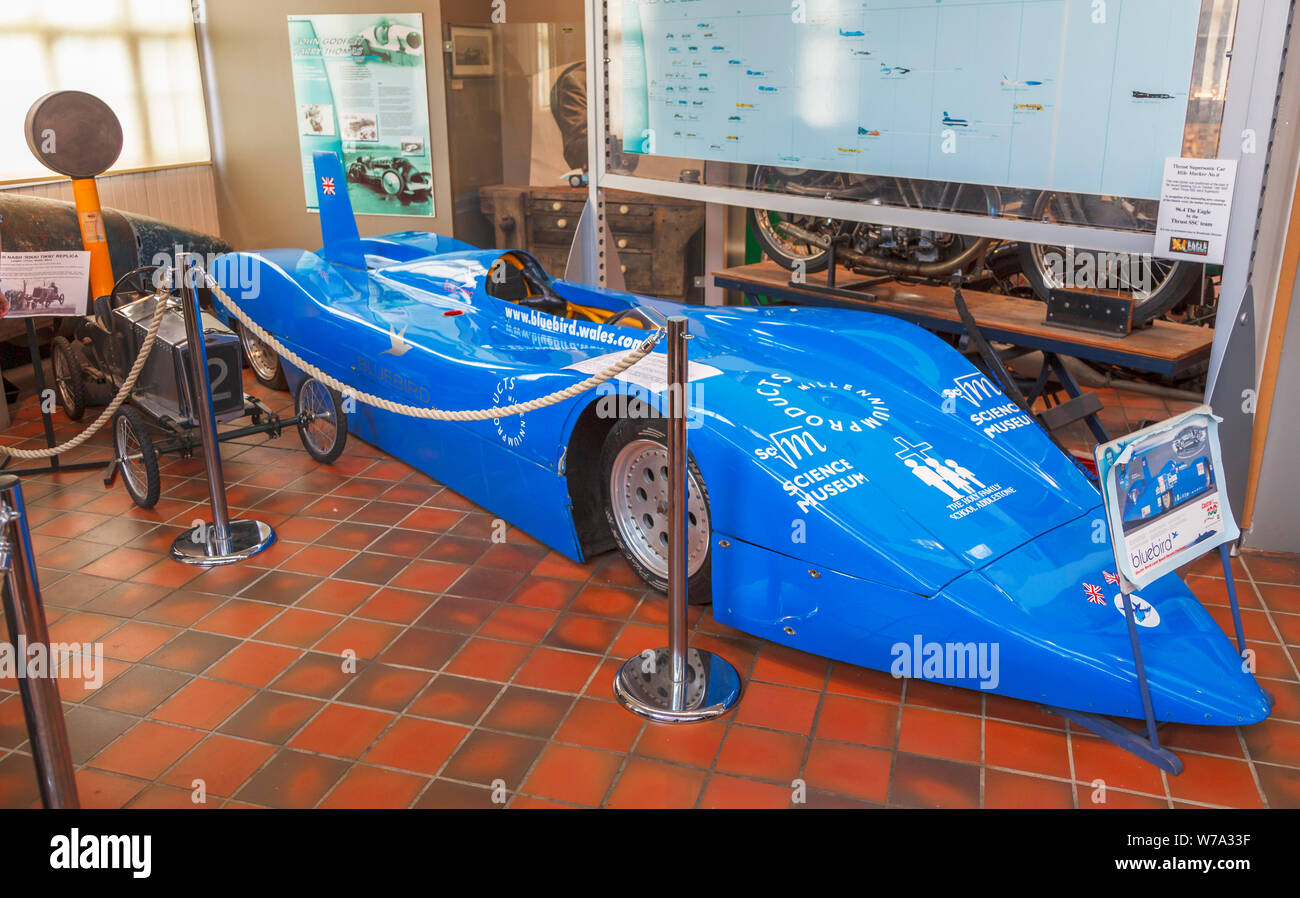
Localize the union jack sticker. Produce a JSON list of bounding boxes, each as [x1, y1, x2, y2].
[[1083, 583, 1106, 605], [1103, 570, 1119, 585], [321, 176, 336, 196]]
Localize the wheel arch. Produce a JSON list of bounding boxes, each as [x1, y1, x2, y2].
[[564, 396, 620, 559]]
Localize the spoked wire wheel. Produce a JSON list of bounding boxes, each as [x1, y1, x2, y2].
[[295, 376, 348, 464], [50, 335, 86, 421], [1018, 193, 1200, 324], [112, 406, 160, 509]]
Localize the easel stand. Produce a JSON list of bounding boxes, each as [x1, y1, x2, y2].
[[1046, 543, 1257, 775], [0, 319, 105, 477]]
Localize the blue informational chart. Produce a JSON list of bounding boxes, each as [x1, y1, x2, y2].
[[620, 0, 1204, 198]]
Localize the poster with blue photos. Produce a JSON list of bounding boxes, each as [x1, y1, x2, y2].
[[1094, 406, 1239, 589]]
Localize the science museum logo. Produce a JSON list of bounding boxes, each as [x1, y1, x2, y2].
[[754, 373, 891, 433], [890, 635, 1000, 690]]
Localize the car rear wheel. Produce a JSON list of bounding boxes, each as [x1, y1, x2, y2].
[[238, 322, 288, 390], [113, 406, 160, 509], [295, 376, 348, 464], [600, 417, 712, 604], [51, 336, 86, 421], [380, 169, 405, 196]]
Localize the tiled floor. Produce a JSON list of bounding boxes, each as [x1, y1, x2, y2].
[[0, 371, 1296, 809]]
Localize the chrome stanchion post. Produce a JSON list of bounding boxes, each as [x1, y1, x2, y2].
[[613, 317, 741, 722], [0, 475, 79, 808], [169, 255, 275, 566]]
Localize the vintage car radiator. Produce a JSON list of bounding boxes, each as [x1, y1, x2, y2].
[[112, 295, 244, 425]]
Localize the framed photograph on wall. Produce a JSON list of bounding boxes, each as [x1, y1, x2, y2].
[[449, 25, 494, 77]]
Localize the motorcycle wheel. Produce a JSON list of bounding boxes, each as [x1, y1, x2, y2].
[[51, 336, 87, 422], [600, 417, 713, 605], [1018, 194, 1202, 325], [113, 406, 160, 509], [295, 377, 349, 464], [746, 206, 831, 273]]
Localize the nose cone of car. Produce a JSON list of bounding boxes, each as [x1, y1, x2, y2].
[[970, 515, 1273, 726]]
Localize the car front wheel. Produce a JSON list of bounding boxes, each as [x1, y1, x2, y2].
[[239, 322, 288, 390], [600, 417, 712, 604]]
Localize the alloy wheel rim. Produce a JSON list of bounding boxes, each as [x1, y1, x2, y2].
[[240, 326, 280, 381], [610, 438, 710, 580]]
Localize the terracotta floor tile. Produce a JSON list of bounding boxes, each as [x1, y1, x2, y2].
[[75, 768, 146, 809], [334, 552, 411, 586], [984, 719, 1071, 779], [421, 535, 488, 565], [99, 621, 179, 663], [898, 706, 982, 763], [510, 577, 583, 610], [478, 606, 558, 643], [205, 641, 301, 687], [414, 778, 496, 809], [414, 595, 497, 633], [314, 618, 401, 660], [235, 749, 350, 809], [1070, 733, 1167, 797], [129, 784, 207, 809], [290, 704, 395, 758], [162, 734, 276, 798], [513, 647, 601, 693], [218, 691, 323, 744], [481, 686, 573, 739], [555, 698, 644, 753], [1076, 783, 1169, 809], [1166, 752, 1263, 808], [568, 583, 641, 619], [751, 644, 831, 691], [90, 720, 203, 780], [985, 769, 1075, 809], [407, 675, 502, 725], [889, 752, 981, 809], [84, 582, 172, 617], [1255, 761, 1300, 808], [388, 559, 467, 593], [444, 638, 532, 682], [542, 614, 621, 655], [635, 719, 728, 769], [270, 652, 356, 699], [320, 764, 426, 809], [357, 587, 432, 624], [699, 773, 794, 809], [441, 730, 544, 787], [363, 716, 467, 775], [297, 578, 378, 615], [337, 663, 431, 712], [368, 528, 438, 558], [319, 521, 386, 551], [193, 599, 282, 639], [151, 677, 255, 729], [715, 725, 808, 783], [814, 693, 899, 749], [605, 756, 707, 809], [376, 628, 466, 671], [522, 743, 621, 806], [142, 630, 240, 673], [136, 591, 225, 627], [255, 608, 341, 648], [240, 570, 321, 605], [279, 545, 355, 576], [735, 681, 820, 734], [85, 665, 191, 716], [802, 739, 891, 803]]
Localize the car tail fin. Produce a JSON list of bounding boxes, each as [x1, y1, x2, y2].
[[312, 150, 366, 270]]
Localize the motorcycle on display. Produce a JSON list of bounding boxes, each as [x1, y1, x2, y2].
[[746, 166, 1205, 327]]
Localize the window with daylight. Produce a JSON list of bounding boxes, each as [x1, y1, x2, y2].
[[0, 0, 210, 182]]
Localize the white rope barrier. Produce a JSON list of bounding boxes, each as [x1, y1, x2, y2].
[[206, 276, 664, 421], [0, 291, 170, 459]]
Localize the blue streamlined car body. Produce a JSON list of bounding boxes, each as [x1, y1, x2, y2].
[[211, 153, 1270, 727]]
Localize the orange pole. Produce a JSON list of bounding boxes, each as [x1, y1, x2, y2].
[[69, 177, 115, 301]]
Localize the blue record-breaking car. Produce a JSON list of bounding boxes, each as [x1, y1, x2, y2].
[[210, 152, 1270, 727]]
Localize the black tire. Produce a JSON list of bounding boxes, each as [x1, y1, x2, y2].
[[599, 416, 712, 605], [50, 336, 86, 422], [295, 376, 349, 464], [113, 406, 160, 509], [747, 205, 831, 273], [238, 322, 288, 390]]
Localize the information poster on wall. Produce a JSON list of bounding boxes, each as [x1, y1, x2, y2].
[[1094, 407, 1239, 590], [288, 13, 434, 217], [0, 251, 91, 318]]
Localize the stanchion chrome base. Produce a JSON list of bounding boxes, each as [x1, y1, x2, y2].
[[170, 519, 275, 567], [614, 647, 741, 722]]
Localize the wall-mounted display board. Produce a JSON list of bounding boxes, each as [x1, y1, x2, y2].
[[599, 0, 1244, 248], [288, 13, 435, 217], [621, 0, 1204, 200]]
